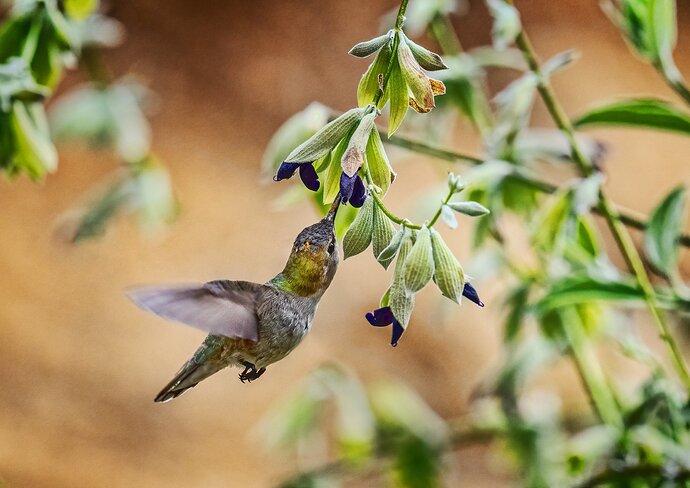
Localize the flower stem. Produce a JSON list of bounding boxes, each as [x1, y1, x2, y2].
[[427, 186, 455, 227], [509, 2, 690, 389], [21, 7, 44, 62], [429, 14, 462, 55]]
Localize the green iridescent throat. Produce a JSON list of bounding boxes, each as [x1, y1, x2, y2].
[[272, 252, 328, 297]]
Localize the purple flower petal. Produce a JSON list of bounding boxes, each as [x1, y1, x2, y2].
[[274, 162, 299, 181], [391, 320, 405, 347], [366, 307, 395, 327], [340, 172, 357, 204], [298, 163, 320, 191], [463, 283, 484, 307], [350, 175, 367, 208]]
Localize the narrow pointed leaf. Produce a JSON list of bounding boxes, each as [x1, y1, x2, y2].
[[536, 276, 644, 314], [285, 107, 365, 163], [349, 32, 392, 58], [403, 34, 447, 71], [377, 225, 406, 267], [430, 229, 464, 303], [10, 102, 57, 179], [447, 201, 490, 217], [372, 204, 396, 269], [341, 111, 376, 177], [574, 99, 690, 135], [644, 185, 686, 276], [403, 226, 435, 292], [387, 59, 408, 135], [342, 196, 374, 259], [365, 127, 393, 196]]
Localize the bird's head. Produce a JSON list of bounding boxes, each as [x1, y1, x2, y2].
[[280, 199, 340, 297]]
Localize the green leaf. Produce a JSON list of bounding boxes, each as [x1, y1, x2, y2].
[[387, 58, 408, 135], [10, 101, 57, 179], [68, 173, 130, 242], [402, 34, 447, 71], [285, 107, 365, 163], [403, 226, 435, 292], [644, 185, 686, 276], [349, 31, 392, 58], [376, 225, 406, 268], [446, 201, 490, 217], [532, 189, 573, 253], [504, 283, 530, 342], [574, 98, 690, 135], [536, 276, 645, 314], [486, 0, 521, 50], [390, 235, 414, 328], [372, 203, 396, 269], [365, 127, 393, 196], [342, 196, 374, 259], [430, 228, 464, 303], [322, 136, 350, 205], [357, 42, 391, 108]]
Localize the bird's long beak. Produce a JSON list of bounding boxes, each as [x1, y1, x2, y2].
[[325, 195, 341, 223]]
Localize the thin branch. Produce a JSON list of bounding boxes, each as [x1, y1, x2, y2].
[[508, 0, 690, 388]]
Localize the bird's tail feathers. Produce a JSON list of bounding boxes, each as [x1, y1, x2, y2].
[[155, 358, 226, 403]]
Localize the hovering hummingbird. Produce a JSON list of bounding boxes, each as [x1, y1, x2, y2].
[[128, 198, 341, 403]]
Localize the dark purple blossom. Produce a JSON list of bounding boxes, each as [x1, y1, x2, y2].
[[462, 283, 484, 307], [365, 307, 405, 347], [366, 284, 483, 347], [340, 172, 366, 207], [274, 162, 320, 191]]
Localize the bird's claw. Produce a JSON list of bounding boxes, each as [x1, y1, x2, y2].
[[239, 361, 266, 383]]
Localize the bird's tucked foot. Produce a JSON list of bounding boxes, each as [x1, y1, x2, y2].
[[239, 361, 266, 383]]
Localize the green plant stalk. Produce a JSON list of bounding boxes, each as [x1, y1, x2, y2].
[[21, 7, 44, 62], [561, 308, 622, 427], [378, 132, 690, 248], [429, 14, 462, 55], [427, 185, 455, 227], [509, 7, 690, 389], [668, 78, 690, 107]]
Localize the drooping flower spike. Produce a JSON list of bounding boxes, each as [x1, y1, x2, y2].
[[274, 162, 320, 191], [366, 283, 484, 347]]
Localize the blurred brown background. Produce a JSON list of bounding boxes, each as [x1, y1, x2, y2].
[[1, 0, 690, 487]]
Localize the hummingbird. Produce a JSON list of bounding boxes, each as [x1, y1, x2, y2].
[[128, 198, 341, 403]]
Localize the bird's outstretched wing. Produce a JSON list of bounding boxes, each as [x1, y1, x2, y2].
[[127, 280, 263, 341]]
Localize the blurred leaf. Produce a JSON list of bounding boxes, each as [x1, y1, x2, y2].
[[486, 0, 521, 50], [572, 173, 604, 215], [130, 161, 177, 233], [430, 228, 464, 303], [513, 128, 606, 166], [504, 283, 531, 342], [541, 49, 580, 78], [366, 126, 393, 195], [536, 275, 644, 314], [532, 188, 572, 253], [358, 41, 392, 108], [9, 101, 57, 179], [574, 98, 690, 135], [262, 102, 330, 176], [372, 203, 396, 268], [403, 226, 435, 292], [391, 436, 442, 488], [644, 185, 686, 276], [342, 196, 374, 259]]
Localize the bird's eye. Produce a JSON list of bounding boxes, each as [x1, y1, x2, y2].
[[327, 239, 335, 254]]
